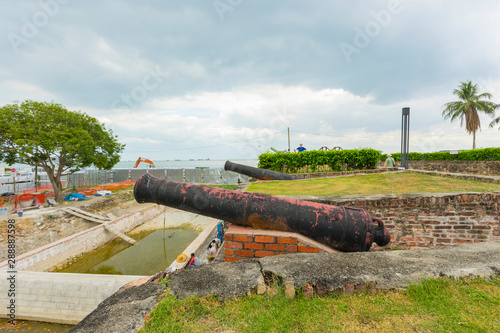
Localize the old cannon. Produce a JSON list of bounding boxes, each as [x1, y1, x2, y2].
[[134, 173, 390, 252], [224, 160, 300, 181]]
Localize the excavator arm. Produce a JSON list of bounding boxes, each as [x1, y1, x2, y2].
[[134, 157, 156, 168]]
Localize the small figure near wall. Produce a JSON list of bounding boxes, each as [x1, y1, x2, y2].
[[188, 253, 201, 268], [385, 154, 396, 168], [294, 143, 306, 152], [207, 244, 217, 261]]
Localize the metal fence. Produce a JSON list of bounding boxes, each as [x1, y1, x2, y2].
[[1, 168, 249, 193], [117, 168, 248, 184]]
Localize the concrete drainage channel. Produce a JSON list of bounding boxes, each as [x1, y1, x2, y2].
[[0, 205, 222, 325]]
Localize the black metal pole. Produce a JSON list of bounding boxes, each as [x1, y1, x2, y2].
[[401, 107, 410, 169], [406, 109, 410, 169]]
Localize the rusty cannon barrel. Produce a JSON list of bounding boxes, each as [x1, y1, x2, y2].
[[134, 173, 390, 252], [224, 160, 300, 181]]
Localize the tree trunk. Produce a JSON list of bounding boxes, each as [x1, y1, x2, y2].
[[472, 131, 476, 149], [43, 166, 65, 203]]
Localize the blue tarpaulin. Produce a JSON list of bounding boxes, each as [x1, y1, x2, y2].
[[64, 193, 89, 201]]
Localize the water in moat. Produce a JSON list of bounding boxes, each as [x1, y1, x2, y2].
[[0, 319, 73, 332], [55, 228, 199, 275]]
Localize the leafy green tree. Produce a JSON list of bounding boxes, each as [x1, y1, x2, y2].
[[442, 81, 499, 149], [0, 100, 125, 202]]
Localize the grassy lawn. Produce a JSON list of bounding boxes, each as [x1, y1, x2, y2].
[[141, 277, 500, 333], [246, 172, 500, 196]]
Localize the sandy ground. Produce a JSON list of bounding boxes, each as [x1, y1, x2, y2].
[[0, 188, 151, 263]]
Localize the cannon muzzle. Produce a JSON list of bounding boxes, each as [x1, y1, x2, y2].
[[134, 173, 390, 252], [224, 160, 300, 181]]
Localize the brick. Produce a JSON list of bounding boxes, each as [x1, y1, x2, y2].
[[234, 234, 253, 242], [285, 281, 295, 299], [224, 234, 233, 241], [244, 243, 264, 250], [453, 225, 471, 229], [224, 249, 233, 256], [472, 225, 491, 230], [235, 250, 254, 258], [255, 250, 275, 258], [225, 241, 243, 249], [298, 246, 319, 253], [255, 235, 275, 243], [316, 283, 328, 297], [225, 256, 243, 262], [287, 245, 298, 252], [265, 244, 286, 251], [344, 283, 355, 296], [355, 284, 367, 293], [303, 284, 314, 297], [460, 212, 476, 216], [277, 237, 297, 245], [434, 226, 452, 230], [468, 230, 487, 235], [436, 238, 451, 243]]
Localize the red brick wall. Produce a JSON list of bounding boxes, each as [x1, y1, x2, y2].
[[224, 233, 319, 262], [315, 193, 499, 250]]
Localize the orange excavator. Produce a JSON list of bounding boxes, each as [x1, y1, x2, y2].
[[134, 157, 156, 168]]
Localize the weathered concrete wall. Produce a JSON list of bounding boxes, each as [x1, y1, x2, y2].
[[294, 192, 500, 250], [0, 204, 165, 271], [409, 160, 500, 176], [168, 218, 221, 270], [0, 271, 146, 325]]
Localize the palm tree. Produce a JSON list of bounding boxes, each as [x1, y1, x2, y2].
[[490, 116, 500, 130], [442, 81, 499, 149]]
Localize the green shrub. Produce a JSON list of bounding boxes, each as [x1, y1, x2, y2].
[[381, 147, 500, 162], [258, 148, 381, 173]]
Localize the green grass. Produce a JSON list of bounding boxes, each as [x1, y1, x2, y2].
[[204, 184, 237, 190], [140, 277, 500, 333], [246, 173, 500, 196]]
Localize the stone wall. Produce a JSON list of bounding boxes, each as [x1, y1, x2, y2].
[[304, 192, 499, 250], [409, 160, 500, 176]]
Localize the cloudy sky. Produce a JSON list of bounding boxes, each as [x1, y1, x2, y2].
[[1, 0, 499, 161]]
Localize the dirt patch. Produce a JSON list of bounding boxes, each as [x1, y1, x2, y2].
[[0, 188, 151, 262]]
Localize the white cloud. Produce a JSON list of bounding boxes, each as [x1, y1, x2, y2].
[[1, 1, 499, 161]]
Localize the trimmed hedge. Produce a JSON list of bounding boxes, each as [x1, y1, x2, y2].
[[380, 147, 500, 162], [258, 148, 381, 173]]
